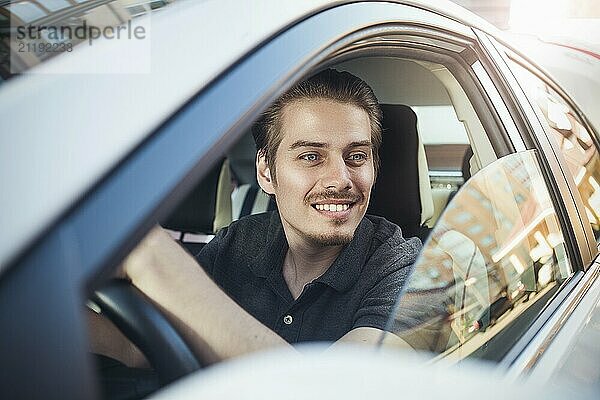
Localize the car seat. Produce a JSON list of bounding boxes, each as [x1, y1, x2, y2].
[[160, 159, 225, 256], [368, 104, 434, 241]]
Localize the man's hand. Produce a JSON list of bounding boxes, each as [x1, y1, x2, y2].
[[121, 226, 190, 286], [331, 327, 415, 351]]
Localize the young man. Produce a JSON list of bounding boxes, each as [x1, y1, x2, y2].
[[115, 69, 421, 363]]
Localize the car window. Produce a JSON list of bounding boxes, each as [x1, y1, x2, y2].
[[506, 60, 600, 242], [87, 24, 529, 396], [386, 150, 573, 362]]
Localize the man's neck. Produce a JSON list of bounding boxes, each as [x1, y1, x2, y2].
[[282, 233, 344, 300]]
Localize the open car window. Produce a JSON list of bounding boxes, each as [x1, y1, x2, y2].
[[386, 150, 573, 362]]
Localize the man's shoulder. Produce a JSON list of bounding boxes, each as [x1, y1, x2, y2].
[[200, 211, 281, 273], [215, 211, 278, 246], [363, 214, 422, 267], [228, 211, 274, 230]]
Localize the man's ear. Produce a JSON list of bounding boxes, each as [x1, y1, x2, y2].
[[256, 152, 275, 195]]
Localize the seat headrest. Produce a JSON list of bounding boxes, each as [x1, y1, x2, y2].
[[161, 159, 224, 234], [226, 131, 257, 186], [462, 146, 474, 182], [368, 104, 433, 239]]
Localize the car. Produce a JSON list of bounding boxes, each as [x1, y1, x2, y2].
[[1, 0, 600, 399]]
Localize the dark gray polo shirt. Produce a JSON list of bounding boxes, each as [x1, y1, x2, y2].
[[196, 211, 421, 344]]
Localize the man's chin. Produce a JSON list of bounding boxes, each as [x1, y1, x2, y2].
[[307, 232, 354, 247]]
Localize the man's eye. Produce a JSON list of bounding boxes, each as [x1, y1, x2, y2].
[[347, 153, 367, 162], [300, 153, 319, 162]]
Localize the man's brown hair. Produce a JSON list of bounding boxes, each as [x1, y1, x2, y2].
[[252, 68, 382, 182]]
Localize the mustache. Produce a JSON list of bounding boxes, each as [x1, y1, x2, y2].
[[306, 189, 363, 204]]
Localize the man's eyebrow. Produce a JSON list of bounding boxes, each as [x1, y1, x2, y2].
[[347, 140, 372, 148], [288, 140, 328, 150]]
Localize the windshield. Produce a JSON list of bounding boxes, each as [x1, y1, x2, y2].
[[384, 150, 573, 361], [0, 0, 176, 82]]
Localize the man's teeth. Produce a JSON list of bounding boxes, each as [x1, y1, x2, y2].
[[315, 204, 350, 211]]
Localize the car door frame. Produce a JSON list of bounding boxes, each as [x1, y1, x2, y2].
[[474, 30, 600, 377]]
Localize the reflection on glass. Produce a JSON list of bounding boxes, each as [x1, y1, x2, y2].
[[1, 0, 177, 78], [545, 103, 600, 235], [8, 2, 47, 23], [37, 0, 71, 13], [387, 151, 572, 361], [508, 61, 600, 240]]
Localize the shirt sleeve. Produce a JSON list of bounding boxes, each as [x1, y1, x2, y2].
[[351, 235, 422, 332], [386, 286, 454, 352], [194, 226, 228, 277], [352, 262, 413, 331]]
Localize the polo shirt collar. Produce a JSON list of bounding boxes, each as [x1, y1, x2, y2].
[[250, 212, 374, 293], [249, 211, 288, 278], [314, 217, 374, 292]]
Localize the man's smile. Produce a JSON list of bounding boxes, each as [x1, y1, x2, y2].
[[309, 198, 360, 219], [307, 189, 363, 219], [313, 203, 351, 212]]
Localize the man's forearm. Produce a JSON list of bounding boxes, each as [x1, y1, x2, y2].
[[86, 308, 149, 368], [125, 229, 293, 363]]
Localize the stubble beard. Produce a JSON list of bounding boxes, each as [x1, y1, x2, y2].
[[278, 188, 368, 247], [306, 231, 354, 247], [305, 218, 355, 247], [302, 189, 364, 246]]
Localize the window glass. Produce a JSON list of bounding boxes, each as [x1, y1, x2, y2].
[[417, 103, 474, 230], [8, 2, 46, 23], [2, 0, 177, 79], [416, 105, 470, 175], [387, 151, 573, 361], [508, 61, 600, 241], [414, 105, 469, 145], [37, 0, 70, 12]]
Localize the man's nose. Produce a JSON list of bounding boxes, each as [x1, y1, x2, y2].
[[321, 157, 352, 190]]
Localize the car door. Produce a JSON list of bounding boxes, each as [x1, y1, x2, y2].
[[482, 36, 600, 380], [381, 29, 597, 371]]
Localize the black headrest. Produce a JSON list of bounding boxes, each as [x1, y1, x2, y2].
[[461, 146, 474, 182], [368, 104, 423, 239], [226, 131, 257, 186], [161, 159, 224, 234]]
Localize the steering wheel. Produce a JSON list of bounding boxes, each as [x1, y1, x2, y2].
[[93, 279, 203, 386]]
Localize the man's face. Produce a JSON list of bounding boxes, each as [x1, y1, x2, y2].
[[257, 99, 375, 247]]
